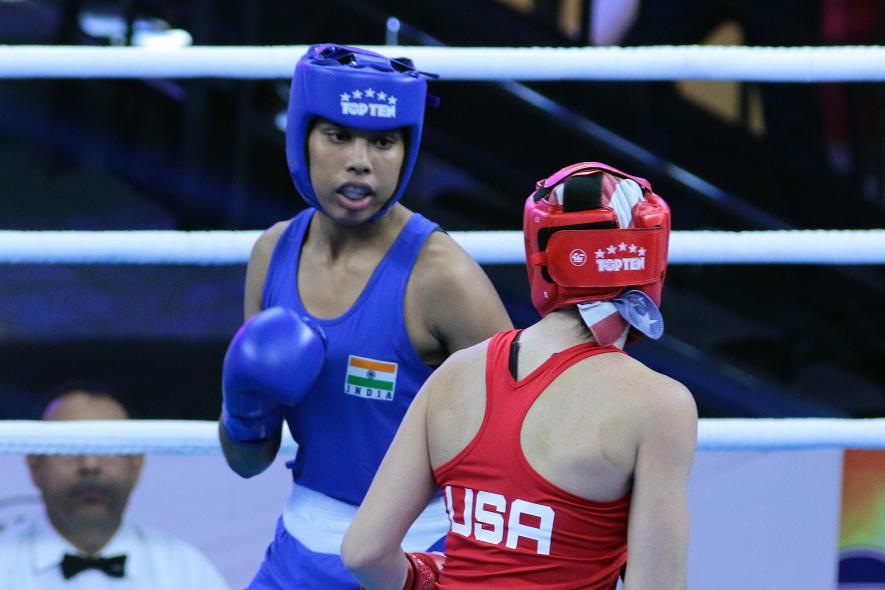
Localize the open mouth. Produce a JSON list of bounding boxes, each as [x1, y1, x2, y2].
[[336, 184, 375, 211]]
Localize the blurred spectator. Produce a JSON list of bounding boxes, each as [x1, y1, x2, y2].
[[820, 0, 885, 205], [588, 0, 639, 46], [592, 0, 829, 174], [0, 388, 230, 590]]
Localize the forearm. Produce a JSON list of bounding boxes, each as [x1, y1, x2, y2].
[[624, 564, 686, 590], [623, 560, 686, 590], [625, 382, 696, 590], [218, 422, 280, 478], [623, 502, 689, 590], [343, 390, 441, 590], [343, 547, 408, 590]]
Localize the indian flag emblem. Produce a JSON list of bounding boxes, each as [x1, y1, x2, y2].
[[345, 355, 398, 401]]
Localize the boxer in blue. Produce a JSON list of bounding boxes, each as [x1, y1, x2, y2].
[[218, 44, 512, 589]]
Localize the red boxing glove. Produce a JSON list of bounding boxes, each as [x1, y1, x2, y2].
[[402, 552, 445, 590]]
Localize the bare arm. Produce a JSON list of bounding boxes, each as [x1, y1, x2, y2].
[[244, 221, 288, 320], [341, 372, 444, 589], [219, 222, 289, 477], [623, 381, 698, 590], [412, 232, 512, 362]]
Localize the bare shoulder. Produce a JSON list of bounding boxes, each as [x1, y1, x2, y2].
[[425, 337, 490, 407], [604, 353, 697, 429], [244, 220, 292, 319], [251, 220, 290, 264], [411, 230, 485, 288], [409, 230, 512, 345], [630, 358, 697, 449], [424, 337, 493, 466]]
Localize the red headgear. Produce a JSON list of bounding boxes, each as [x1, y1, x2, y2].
[[524, 162, 671, 323]]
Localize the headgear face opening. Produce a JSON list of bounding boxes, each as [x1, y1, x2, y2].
[[523, 162, 671, 321], [286, 44, 434, 220]]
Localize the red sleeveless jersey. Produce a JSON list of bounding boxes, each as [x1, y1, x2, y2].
[[432, 330, 630, 589]]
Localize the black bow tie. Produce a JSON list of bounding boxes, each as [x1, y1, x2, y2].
[[61, 553, 127, 579]]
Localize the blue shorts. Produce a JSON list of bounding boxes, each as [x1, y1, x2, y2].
[[247, 517, 446, 590]]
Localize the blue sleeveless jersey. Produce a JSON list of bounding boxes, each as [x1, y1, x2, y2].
[[262, 208, 438, 505]]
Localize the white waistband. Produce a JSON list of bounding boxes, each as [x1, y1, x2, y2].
[[282, 483, 450, 555]]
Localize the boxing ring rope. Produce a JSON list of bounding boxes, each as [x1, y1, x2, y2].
[[1, 418, 885, 455], [4, 45, 885, 81], [2, 44, 884, 266], [2, 45, 884, 458], [1, 229, 884, 265], [2, 45, 884, 266]]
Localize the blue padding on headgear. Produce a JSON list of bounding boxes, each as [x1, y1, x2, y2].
[[286, 44, 434, 220]]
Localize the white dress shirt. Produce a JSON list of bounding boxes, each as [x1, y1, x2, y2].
[[0, 513, 231, 590]]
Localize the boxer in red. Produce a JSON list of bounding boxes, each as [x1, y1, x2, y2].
[[342, 162, 698, 590]]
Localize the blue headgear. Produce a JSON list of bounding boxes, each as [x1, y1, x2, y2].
[[286, 43, 435, 220]]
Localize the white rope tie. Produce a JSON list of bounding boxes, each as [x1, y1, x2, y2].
[[0, 229, 883, 265], [4, 45, 885, 81], [1, 419, 883, 455]]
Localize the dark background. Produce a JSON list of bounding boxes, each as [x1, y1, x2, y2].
[[1, 0, 883, 420]]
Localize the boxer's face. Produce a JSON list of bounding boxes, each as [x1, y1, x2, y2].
[[26, 393, 143, 533], [307, 119, 405, 224]]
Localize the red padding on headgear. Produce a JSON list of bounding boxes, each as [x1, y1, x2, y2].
[[545, 227, 667, 288], [523, 162, 671, 319]]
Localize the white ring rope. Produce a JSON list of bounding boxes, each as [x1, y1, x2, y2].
[[1, 48, 881, 458], [4, 45, 885, 81], [0, 229, 883, 265], [0, 419, 882, 455]]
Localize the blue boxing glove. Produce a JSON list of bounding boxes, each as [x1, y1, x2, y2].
[[221, 307, 326, 444]]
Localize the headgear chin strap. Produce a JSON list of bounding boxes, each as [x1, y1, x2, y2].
[[523, 162, 671, 344], [286, 44, 437, 221]]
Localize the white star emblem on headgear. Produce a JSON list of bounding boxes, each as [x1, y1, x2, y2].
[[633, 311, 658, 332]]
